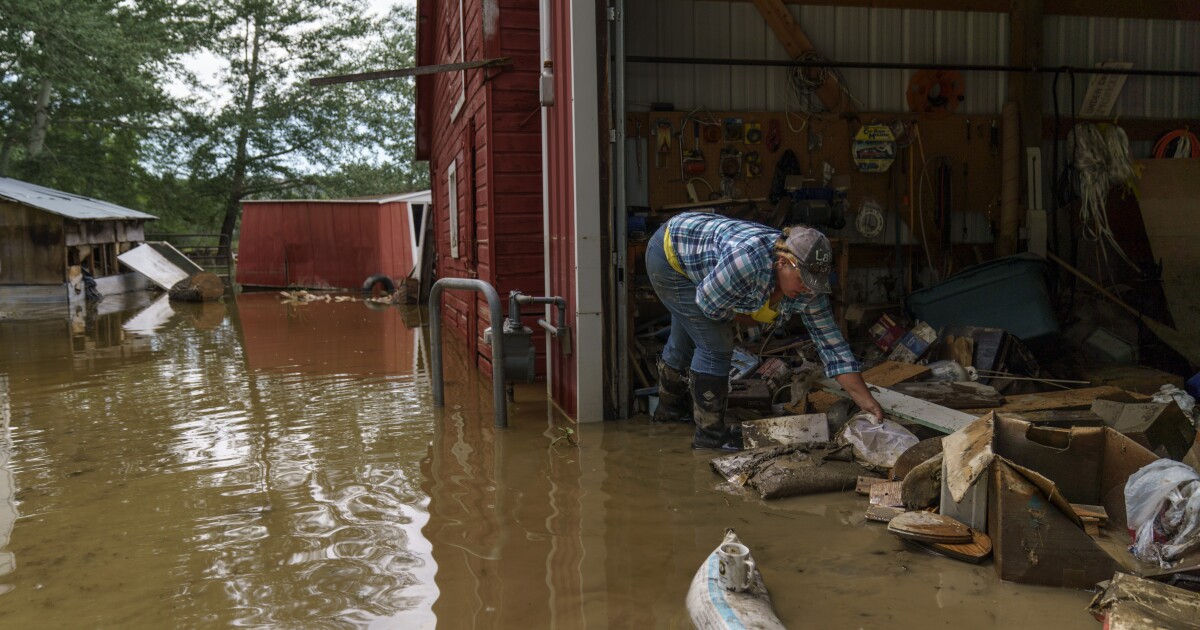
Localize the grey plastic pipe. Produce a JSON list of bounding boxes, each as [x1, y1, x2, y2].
[[430, 278, 507, 427]]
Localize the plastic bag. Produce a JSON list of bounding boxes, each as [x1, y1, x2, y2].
[[1124, 459, 1200, 567], [1152, 384, 1196, 425], [837, 413, 918, 471]]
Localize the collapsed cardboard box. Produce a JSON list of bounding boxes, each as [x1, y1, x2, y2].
[[1091, 393, 1196, 461], [941, 413, 1200, 588]]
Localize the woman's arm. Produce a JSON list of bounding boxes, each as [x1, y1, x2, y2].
[[834, 371, 885, 422]]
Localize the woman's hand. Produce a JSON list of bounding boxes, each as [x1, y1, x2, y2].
[[834, 372, 885, 423]]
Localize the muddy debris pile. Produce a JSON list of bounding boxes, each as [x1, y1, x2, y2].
[[665, 316, 1200, 623]]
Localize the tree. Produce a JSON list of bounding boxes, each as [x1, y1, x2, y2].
[[177, 0, 426, 251], [0, 0, 203, 206]]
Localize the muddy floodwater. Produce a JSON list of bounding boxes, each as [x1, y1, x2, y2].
[[0, 293, 1095, 628]]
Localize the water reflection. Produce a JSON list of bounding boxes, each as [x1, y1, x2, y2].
[[0, 294, 447, 628], [0, 375, 15, 593], [0, 292, 1098, 629], [422, 345, 589, 629]]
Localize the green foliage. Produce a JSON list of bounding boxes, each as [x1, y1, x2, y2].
[[0, 0, 428, 240]]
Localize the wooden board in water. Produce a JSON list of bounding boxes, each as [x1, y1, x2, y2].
[[865, 505, 906, 523], [922, 528, 993, 563], [888, 511, 973, 544]]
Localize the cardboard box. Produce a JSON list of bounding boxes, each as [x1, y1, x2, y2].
[[887, 321, 937, 363], [942, 413, 1200, 588], [1091, 393, 1196, 461]]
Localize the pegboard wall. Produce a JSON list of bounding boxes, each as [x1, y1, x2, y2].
[[627, 110, 1005, 275]]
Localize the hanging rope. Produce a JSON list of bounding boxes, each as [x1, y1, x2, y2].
[[786, 51, 861, 118], [1067, 122, 1139, 272]]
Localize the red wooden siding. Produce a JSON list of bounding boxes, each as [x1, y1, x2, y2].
[[419, 0, 548, 381], [545, 0, 577, 416], [236, 200, 416, 290]]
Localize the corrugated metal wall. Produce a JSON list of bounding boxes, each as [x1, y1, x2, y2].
[[1043, 15, 1200, 118], [627, 1, 1009, 114], [626, 1, 1200, 119]]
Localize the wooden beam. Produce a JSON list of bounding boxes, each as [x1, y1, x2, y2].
[[805, 361, 931, 413], [962, 385, 1126, 415], [819, 380, 978, 433], [1043, 117, 1200, 142], [1010, 0, 1043, 152], [722, 0, 1200, 21], [750, 0, 853, 115], [309, 57, 512, 87]]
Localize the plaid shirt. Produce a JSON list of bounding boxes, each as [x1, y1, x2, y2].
[[666, 212, 862, 376]]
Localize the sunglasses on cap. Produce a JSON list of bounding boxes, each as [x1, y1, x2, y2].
[[782, 257, 830, 275], [806, 259, 831, 274]]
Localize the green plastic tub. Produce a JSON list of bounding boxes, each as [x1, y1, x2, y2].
[[906, 255, 1059, 341]]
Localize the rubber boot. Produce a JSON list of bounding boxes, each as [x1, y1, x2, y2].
[[690, 371, 741, 451], [653, 358, 691, 423]]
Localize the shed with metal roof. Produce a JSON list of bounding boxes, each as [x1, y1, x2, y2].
[[236, 191, 432, 291], [0, 176, 157, 306]]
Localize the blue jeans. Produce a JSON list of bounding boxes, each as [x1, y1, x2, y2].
[[646, 224, 733, 377]]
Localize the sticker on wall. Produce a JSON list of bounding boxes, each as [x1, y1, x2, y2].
[[723, 118, 744, 143], [851, 124, 896, 173], [744, 121, 762, 145]]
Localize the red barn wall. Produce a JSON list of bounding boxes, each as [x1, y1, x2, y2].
[[236, 200, 415, 290], [421, 0, 547, 380]]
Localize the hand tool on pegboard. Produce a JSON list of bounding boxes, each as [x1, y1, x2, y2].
[[655, 120, 672, 168]]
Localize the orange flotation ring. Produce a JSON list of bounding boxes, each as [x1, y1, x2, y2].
[[907, 70, 965, 119]]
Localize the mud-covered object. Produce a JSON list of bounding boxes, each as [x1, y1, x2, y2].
[[653, 358, 691, 423], [686, 529, 785, 630], [901, 452, 943, 510], [710, 444, 875, 500]]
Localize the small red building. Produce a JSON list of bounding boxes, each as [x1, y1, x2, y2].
[[236, 192, 431, 290]]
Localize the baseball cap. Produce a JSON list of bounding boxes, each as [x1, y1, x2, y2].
[[783, 227, 833, 293]]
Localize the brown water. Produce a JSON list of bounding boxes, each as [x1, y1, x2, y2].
[[0, 292, 1095, 628]]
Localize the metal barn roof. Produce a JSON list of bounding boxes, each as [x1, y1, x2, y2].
[[0, 176, 157, 221], [241, 190, 433, 205]]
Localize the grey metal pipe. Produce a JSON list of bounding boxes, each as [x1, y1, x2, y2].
[[430, 278, 508, 428]]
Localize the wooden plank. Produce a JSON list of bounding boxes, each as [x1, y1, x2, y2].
[[749, 0, 852, 113], [820, 381, 976, 434], [963, 385, 1125, 415], [920, 529, 993, 564], [887, 511, 973, 544], [868, 481, 904, 507], [809, 361, 931, 413], [742, 414, 829, 448], [1070, 503, 1109, 525], [855, 476, 887, 495], [865, 505, 906, 523], [888, 381, 1005, 409]]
